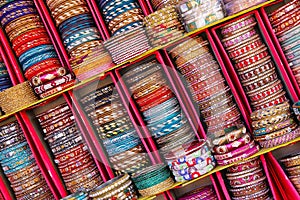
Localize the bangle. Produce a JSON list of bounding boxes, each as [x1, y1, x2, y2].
[[251, 101, 290, 120], [213, 133, 252, 155], [222, 29, 257, 48], [235, 50, 269, 70], [252, 111, 291, 129], [254, 122, 297, 141], [217, 145, 260, 166], [174, 163, 216, 182], [212, 126, 246, 146], [31, 67, 67, 86], [248, 80, 282, 102], [281, 152, 300, 168], [227, 157, 260, 173], [259, 126, 300, 148], [214, 140, 255, 160]]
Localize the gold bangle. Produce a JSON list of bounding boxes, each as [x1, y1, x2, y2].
[[252, 111, 291, 129], [138, 177, 174, 197]]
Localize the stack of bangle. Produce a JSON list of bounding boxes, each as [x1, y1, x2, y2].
[[89, 174, 138, 199], [176, 0, 225, 32], [0, 81, 38, 114], [251, 102, 300, 148], [35, 102, 102, 193], [0, 57, 12, 92], [0, 0, 74, 98], [280, 152, 300, 194], [68, 45, 113, 81], [97, 0, 145, 36], [150, 0, 181, 10], [79, 83, 150, 174], [104, 26, 151, 64], [211, 125, 259, 166], [178, 185, 218, 200], [268, 1, 300, 86], [0, 120, 53, 199], [165, 140, 216, 182], [226, 157, 272, 199], [122, 59, 196, 157], [131, 164, 174, 197], [169, 36, 243, 137], [61, 191, 88, 200], [45, 0, 111, 80], [223, 0, 267, 16], [220, 14, 288, 111], [144, 6, 185, 47]]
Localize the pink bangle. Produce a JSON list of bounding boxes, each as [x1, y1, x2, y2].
[[227, 157, 261, 173], [221, 16, 256, 36], [213, 133, 252, 155], [217, 145, 260, 166], [226, 165, 260, 177], [214, 140, 255, 160], [31, 67, 67, 86], [222, 29, 257, 48], [258, 127, 300, 148], [228, 169, 264, 186]]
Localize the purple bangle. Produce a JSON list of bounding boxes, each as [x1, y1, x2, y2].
[[214, 140, 255, 160], [179, 185, 215, 200], [217, 145, 260, 166], [258, 127, 300, 148], [222, 29, 257, 48], [213, 133, 252, 155]]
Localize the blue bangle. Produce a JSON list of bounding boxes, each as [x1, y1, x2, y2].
[[61, 20, 96, 41], [153, 118, 187, 138], [145, 105, 181, 123], [2, 154, 33, 171], [0, 141, 27, 154], [0, 148, 32, 165], [59, 13, 93, 32], [22, 51, 58, 71], [102, 129, 137, 146], [148, 111, 182, 128], [4, 158, 35, 174], [1, 7, 37, 27], [19, 44, 55, 64], [106, 137, 141, 156], [64, 27, 100, 46]]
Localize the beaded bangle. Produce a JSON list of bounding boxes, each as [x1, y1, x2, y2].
[[212, 126, 246, 146]]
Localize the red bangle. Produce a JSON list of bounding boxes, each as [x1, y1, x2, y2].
[[229, 39, 263, 59], [269, 0, 300, 24], [14, 37, 52, 57], [248, 80, 283, 102], [140, 90, 174, 112], [243, 72, 277, 92], [205, 106, 240, 127], [253, 93, 287, 111], [273, 11, 300, 35], [24, 58, 62, 79], [239, 60, 274, 81], [235, 50, 269, 69], [136, 86, 170, 107], [12, 29, 49, 50]]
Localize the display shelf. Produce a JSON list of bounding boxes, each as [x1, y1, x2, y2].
[[138, 137, 300, 200], [0, 0, 276, 122]]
